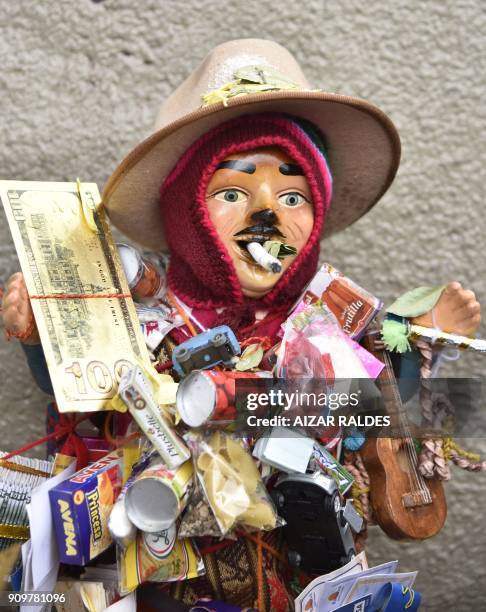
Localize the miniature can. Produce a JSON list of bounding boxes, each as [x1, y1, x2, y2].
[[124, 459, 193, 532], [117, 243, 165, 299], [108, 451, 153, 548], [176, 369, 272, 428], [108, 498, 137, 549]]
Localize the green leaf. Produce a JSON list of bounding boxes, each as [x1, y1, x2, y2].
[[263, 240, 297, 259], [263, 240, 281, 258], [277, 244, 297, 258], [386, 285, 446, 318], [235, 343, 264, 371]]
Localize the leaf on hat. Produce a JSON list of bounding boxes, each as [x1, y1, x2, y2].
[[201, 65, 301, 107]]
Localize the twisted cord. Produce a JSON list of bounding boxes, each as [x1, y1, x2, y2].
[[416, 339, 485, 475], [343, 450, 373, 554], [416, 339, 452, 480]]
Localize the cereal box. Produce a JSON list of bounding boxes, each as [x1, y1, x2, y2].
[[49, 451, 122, 565]]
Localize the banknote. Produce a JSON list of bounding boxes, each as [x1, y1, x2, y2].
[[0, 181, 151, 412]]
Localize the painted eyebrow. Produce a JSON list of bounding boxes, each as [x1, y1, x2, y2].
[[279, 163, 304, 176], [216, 160, 256, 174]]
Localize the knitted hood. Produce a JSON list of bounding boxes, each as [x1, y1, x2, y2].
[[159, 114, 332, 318]]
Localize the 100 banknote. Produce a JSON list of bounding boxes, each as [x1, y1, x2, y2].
[[0, 181, 151, 412]]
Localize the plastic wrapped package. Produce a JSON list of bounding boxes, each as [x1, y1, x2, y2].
[[277, 303, 372, 379], [193, 431, 280, 536], [177, 488, 225, 539]]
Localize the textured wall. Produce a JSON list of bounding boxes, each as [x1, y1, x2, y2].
[[0, 1, 485, 609]]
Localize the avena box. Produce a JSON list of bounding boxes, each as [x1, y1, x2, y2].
[[49, 450, 122, 565]]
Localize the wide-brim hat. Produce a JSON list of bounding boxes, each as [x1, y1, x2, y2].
[[103, 38, 401, 252]]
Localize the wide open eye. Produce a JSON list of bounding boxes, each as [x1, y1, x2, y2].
[[278, 192, 308, 207], [213, 189, 248, 203]]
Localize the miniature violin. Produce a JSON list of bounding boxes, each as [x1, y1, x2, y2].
[[359, 327, 447, 540]]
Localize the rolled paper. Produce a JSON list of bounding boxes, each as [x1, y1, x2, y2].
[[409, 324, 486, 354]]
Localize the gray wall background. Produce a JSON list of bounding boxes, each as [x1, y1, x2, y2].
[[0, 1, 484, 609]]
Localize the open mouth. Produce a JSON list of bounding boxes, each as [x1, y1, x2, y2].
[[236, 234, 267, 255], [233, 225, 285, 262], [233, 235, 286, 274]]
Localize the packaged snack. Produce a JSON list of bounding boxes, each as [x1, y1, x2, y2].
[[297, 263, 382, 339], [177, 488, 224, 539], [49, 451, 122, 565], [311, 443, 355, 495], [277, 303, 370, 380], [120, 530, 204, 593], [194, 432, 279, 535]]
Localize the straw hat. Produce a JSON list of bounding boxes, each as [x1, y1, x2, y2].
[[103, 38, 401, 252]]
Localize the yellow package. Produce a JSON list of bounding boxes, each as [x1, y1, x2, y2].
[[195, 432, 278, 535], [120, 529, 204, 593]]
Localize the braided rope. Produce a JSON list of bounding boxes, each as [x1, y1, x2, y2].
[[445, 439, 486, 472], [416, 339, 486, 475], [416, 339, 451, 480], [449, 451, 486, 472], [343, 451, 372, 551]]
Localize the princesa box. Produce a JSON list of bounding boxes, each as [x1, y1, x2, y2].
[[49, 450, 122, 565]]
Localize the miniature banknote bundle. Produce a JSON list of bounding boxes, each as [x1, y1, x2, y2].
[[0, 180, 150, 413]]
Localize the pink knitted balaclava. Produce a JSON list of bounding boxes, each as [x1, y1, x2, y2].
[[159, 114, 332, 319]]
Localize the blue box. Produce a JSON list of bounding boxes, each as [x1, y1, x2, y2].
[[49, 451, 122, 565]]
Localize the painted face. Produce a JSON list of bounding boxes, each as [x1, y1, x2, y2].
[[205, 147, 314, 299]]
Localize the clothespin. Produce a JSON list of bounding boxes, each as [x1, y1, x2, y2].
[[76, 178, 101, 232]]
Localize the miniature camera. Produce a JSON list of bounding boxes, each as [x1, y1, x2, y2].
[[172, 325, 240, 377], [272, 471, 357, 574]]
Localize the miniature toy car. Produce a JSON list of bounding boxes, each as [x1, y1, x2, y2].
[[172, 325, 240, 377]]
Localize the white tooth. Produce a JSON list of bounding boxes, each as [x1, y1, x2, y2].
[[247, 242, 282, 273]]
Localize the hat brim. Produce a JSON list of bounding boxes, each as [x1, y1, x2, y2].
[[103, 90, 401, 252]]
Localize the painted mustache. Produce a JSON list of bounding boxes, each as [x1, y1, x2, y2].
[[233, 224, 285, 239]]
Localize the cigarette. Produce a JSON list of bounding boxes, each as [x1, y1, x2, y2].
[[247, 242, 282, 273]]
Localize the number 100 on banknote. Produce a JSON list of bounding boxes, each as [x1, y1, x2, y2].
[[1, 180, 151, 412]]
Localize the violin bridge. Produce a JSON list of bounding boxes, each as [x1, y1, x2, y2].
[[402, 491, 433, 508]]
